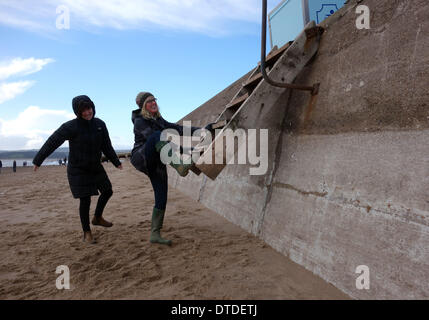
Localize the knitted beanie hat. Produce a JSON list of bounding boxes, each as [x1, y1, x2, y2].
[[135, 92, 154, 109]]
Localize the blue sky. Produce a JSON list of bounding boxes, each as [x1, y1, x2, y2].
[[0, 0, 299, 151]]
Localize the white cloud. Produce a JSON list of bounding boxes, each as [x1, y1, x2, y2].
[[0, 0, 280, 35], [0, 11, 47, 33], [0, 57, 54, 104], [0, 81, 34, 104], [58, 0, 260, 34], [0, 57, 54, 81], [0, 106, 75, 150]]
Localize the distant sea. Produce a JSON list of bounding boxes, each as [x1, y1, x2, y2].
[[0, 159, 64, 168]]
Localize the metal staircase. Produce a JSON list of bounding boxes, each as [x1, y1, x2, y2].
[[190, 20, 324, 180]]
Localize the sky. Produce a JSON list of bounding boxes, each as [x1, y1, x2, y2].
[[0, 0, 302, 151]]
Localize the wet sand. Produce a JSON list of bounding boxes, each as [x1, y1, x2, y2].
[[0, 161, 349, 299]]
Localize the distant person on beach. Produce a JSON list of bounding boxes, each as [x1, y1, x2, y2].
[[23, 161, 27, 167], [58, 159, 62, 166], [0, 160, 2, 174], [13, 160, 16, 172], [131, 92, 213, 246], [64, 157, 67, 165], [33, 95, 123, 244]]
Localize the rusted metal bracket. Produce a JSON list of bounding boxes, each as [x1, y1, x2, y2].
[[305, 26, 325, 39]]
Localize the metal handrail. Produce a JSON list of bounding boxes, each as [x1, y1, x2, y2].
[[261, 0, 319, 95]]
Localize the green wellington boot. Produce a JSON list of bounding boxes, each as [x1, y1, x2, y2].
[[155, 140, 192, 177], [150, 207, 172, 246]]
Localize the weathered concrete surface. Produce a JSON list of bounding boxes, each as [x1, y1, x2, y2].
[[262, 130, 429, 299], [170, 0, 429, 299]]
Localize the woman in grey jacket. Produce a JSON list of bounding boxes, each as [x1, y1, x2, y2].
[[131, 92, 210, 246]]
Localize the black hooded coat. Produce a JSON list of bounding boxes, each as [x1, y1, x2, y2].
[[33, 96, 121, 198]]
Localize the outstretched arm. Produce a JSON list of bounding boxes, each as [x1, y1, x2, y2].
[[33, 122, 73, 168], [163, 118, 201, 136]]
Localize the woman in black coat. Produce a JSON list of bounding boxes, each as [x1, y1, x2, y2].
[[131, 92, 211, 246], [33, 95, 122, 244]]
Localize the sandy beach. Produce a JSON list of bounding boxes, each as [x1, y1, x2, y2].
[[0, 160, 349, 300]]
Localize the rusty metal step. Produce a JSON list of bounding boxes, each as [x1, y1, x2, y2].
[[190, 164, 201, 176], [225, 93, 249, 110], [257, 41, 292, 67], [243, 72, 263, 90], [211, 119, 227, 130]]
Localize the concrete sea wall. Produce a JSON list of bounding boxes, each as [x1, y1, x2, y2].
[[169, 0, 429, 299]]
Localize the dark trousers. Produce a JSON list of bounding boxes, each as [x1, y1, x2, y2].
[[145, 131, 168, 211], [79, 189, 113, 232]]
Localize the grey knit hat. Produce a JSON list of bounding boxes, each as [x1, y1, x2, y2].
[[136, 92, 154, 109]]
